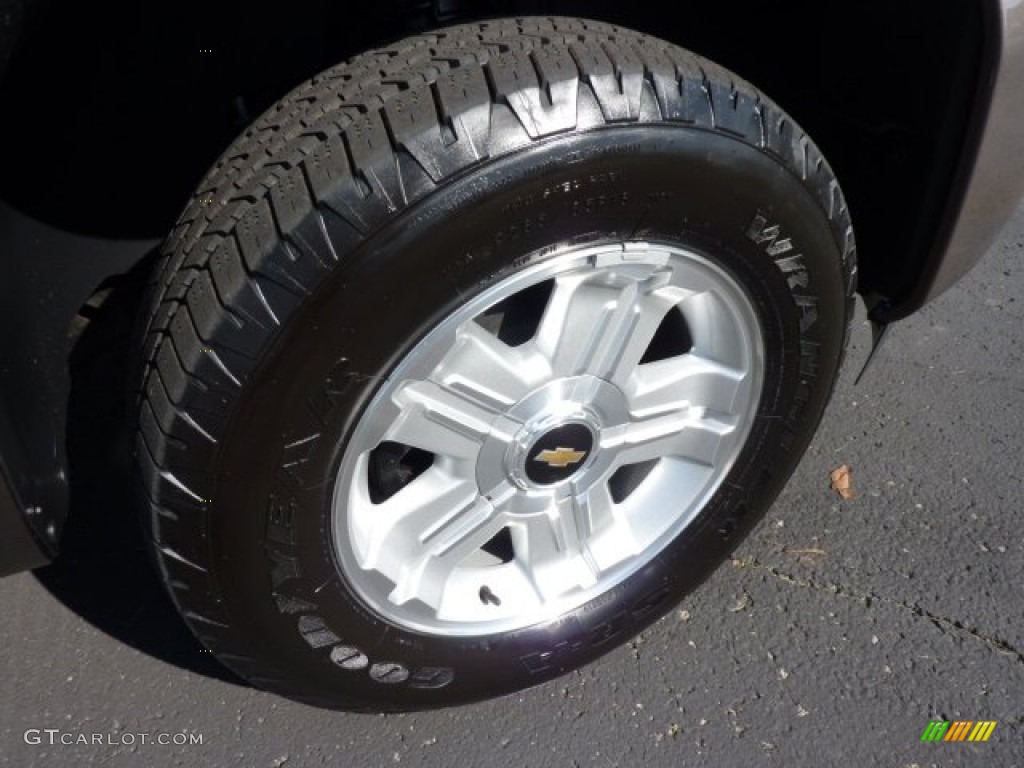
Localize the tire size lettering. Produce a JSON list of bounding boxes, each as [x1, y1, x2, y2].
[[571, 192, 629, 217], [502, 172, 622, 215], [493, 213, 547, 244]]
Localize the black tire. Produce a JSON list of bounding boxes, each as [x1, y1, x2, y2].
[[136, 17, 856, 711]]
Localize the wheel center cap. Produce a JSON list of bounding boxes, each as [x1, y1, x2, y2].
[[478, 375, 624, 493], [525, 423, 595, 485]]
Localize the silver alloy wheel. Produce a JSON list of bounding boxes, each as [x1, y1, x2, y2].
[[331, 241, 765, 635]]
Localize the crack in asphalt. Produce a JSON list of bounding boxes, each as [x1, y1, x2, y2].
[[733, 556, 1024, 666]]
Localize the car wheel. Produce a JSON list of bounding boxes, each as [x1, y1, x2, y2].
[[136, 17, 856, 710]]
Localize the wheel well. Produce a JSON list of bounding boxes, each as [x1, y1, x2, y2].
[[0, 0, 991, 308]]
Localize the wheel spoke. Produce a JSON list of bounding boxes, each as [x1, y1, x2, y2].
[[512, 503, 599, 600], [550, 493, 589, 557], [361, 468, 477, 568], [433, 323, 548, 409], [367, 472, 507, 607], [602, 411, 736, 467], [386, 379, 500, 461], [390, 510, 505, 608], [585, 482, 644, 568], [559, 484, 618, 544], [533, 273, 685, 381], [628, 353, 747, 418]]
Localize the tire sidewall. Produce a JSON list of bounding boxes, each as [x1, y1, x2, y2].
[[210, 125, 846, 708]]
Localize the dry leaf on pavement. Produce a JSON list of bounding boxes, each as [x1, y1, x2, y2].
[[830, 464, 855, 499]]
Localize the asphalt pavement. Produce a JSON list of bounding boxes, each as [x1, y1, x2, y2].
[[2, 206, 1023, 768]]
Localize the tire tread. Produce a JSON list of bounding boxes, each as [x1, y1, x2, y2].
[[137, 16, 858, 707]]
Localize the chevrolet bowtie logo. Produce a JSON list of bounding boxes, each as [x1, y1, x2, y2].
[[533, 447, 587, 468]]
